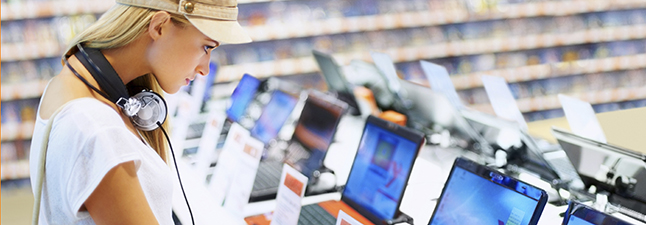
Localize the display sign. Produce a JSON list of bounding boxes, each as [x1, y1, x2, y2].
[[208, 122, 250, 205], [421, 60, 464, 109], [336, 210, 364, 225], [558, 94, 607, 143], [270, 164, 308, 225], [223, 137, 264, 219], [481, 75, 528, 131]]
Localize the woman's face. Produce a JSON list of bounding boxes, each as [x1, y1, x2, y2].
[[147, 20, 218, 94]]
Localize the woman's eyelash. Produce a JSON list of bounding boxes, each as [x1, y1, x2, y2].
[[203, 45, 216, 53]]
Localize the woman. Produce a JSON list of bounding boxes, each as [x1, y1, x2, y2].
[[29, 0, 251, 224]]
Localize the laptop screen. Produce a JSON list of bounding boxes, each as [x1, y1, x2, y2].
[[226, 74, 261, 122], [312, 50, 361, 116], [343, 116, 423, 222], [286, 91, 347, 178], [563, 201, 632, 225], [250, 90, 298, 144], [429, 157, 547, 225]]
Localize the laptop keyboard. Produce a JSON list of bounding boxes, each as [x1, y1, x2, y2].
[[298, 204, 336, 225], [253, 160, 283, 191]]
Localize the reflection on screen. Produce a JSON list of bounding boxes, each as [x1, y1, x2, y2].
[[564, 202, 633, 225], [567, 216, 595, 225], [288, 95, 344, 178], [430, 167, 539, 225], [343, 123, 417, 220], [250, 91, 298, 144], [226, 74, 260, 122]]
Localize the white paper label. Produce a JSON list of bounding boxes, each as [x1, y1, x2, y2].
[[370, 52, 402, 94], [208, 123, 250, 205], [481, 75, 528, 131], [336, 210, 364, 225], [270, 164, 308, 225], [193, 113, 227, 180], [558, 94, 607, 143], [223, 137, 264, 219], [421, 60, 464, 109]]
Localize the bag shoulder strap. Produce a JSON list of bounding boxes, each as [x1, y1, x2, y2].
[[32, 101, 75, 225]]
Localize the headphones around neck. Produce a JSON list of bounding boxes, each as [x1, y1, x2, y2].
[[68, 44, 167, 131], [66, 44, 196, 225]]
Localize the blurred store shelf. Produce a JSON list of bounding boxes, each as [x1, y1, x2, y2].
[[1, 121, 36, 142], [215, 23, 646, 82], [470, 86, 646, 113], [1, 160, 30, 181], [1, 79, 49, 101], [451, 54, 646, 90], [0, 0, 292, 21]]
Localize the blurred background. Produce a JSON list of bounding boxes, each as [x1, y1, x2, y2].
[[3, 0, 646, 223]]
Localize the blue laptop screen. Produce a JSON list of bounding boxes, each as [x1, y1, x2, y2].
[[566, 216, 595, 225], [226, 74, 260, 122], [429, 166, 540, 225], [250, 90, 298, 144], [343, 122, 418, 221]]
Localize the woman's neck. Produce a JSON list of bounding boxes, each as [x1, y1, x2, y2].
[[101, 37, 152, 84]]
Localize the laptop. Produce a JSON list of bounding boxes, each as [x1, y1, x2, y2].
[[429, 157, 548, 225], [551, 127, 646, 211], [249, 90, 348, 202], [563, 200, 633, 225], [246, 115, 426, 225], [182, 74, 262, 161], [312, 49, 362, 116]]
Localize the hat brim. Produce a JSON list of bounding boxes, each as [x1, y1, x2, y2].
[[186, 15, 252, 44]]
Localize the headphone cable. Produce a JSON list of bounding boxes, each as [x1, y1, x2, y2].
[[67, 55, 194, 224], [158, 122, 195, 225]]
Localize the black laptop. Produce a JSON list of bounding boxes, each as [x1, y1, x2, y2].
[[429, 157, 548, 225], [563, 200, 634, 225], [312, 49, 362, 116], [249, 90, 347, 202], [296, 115, 426, 225]]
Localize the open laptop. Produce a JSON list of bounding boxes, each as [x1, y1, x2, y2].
[[312, 49, 362, 116], [249, 90, 348, 202], [429, 157, 548, 225], [246, 115, 426, 225], [551, 127, 646, 214], [563, 200, 634, 225]]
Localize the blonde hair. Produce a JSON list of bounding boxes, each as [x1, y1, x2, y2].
[[62, 3, 190, 163]]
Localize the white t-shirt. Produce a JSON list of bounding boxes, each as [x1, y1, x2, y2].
[[29, 98, 174, 225]]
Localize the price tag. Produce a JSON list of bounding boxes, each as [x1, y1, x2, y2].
[[336, 210, 364, 225], [207, 122, 250, 205], [223, 137, 264, 219], [558, 94, 606, 143], [270, 164, 308, 225], [481, 75, 528, 131]]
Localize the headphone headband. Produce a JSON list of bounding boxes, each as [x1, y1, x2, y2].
[[72, 44, 167, 131]]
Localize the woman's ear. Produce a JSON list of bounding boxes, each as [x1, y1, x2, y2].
[[148, 11, 172, 41]]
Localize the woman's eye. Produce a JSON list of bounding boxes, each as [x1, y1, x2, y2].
[[203, 45, 216, 54]]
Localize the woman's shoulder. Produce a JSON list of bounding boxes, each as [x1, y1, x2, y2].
[[53, 98, 127, 133]]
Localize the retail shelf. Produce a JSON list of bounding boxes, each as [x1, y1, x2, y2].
[[216, 23, 646, 82], [469, 86, 646, 113], [0, 40, 63, 62], [1, 79, 49, 101], [1, 160, 30, 181], [0, 0, 289, 21], [246, 0, 646, 42], [451, 54, 646, 90], [0, 0, 114, 21], [1, 121, 36, 142]]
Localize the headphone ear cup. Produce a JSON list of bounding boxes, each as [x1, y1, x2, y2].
[[130, 91, 167, 131]]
